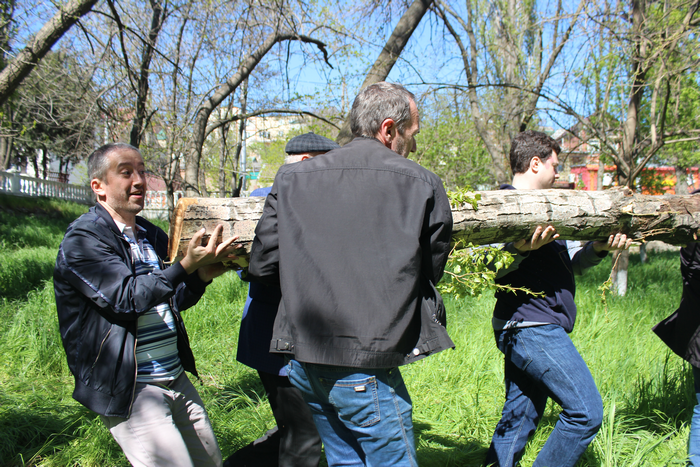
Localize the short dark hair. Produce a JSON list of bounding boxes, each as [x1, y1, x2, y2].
[[509, 130, 561, 175], [349, 82, 416, 138], [88, 142, 139, 181]]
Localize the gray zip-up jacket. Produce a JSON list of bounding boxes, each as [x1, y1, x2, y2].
[[248, 137, 455, 368]]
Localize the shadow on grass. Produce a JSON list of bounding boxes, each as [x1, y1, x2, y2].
[[414, 421, 489, 467], [0, 402, 92, 465], [211, 370, 267, 411], [616, 354, 695, 435]]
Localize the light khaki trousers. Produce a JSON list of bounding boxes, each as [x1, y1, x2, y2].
[[101, 373, 222, 467]]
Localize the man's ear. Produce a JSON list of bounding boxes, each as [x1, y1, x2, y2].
[[530, 156, 541, 174], [91, 178, 106, 199], [376, 118, 396, 148]]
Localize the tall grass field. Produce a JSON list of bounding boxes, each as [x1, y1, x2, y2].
[[0, 193, 694, 466]]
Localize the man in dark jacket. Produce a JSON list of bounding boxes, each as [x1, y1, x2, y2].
[[486, 130, 632, 467], [54, 142, 239, 467], [226, 133, 339, 467], [653, 188, 700, 466], [247, 82, 454, 466]]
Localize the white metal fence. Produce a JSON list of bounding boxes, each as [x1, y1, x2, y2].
[[0, 171, 93, 204], [141, 190, 184, 221], [0, 171, 184, 221]]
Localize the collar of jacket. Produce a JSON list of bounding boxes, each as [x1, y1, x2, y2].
[[338, 135, 411, 161], [93, 202, 163, 256]]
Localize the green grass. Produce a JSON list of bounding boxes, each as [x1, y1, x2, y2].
[[0, 194, 89, 299], [0, 195, 695, 466]]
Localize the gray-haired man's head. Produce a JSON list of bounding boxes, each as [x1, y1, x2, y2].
[[349, 82, 416, 139]]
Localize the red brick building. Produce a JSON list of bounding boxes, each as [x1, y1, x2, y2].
[[552, 127, 700, 194]]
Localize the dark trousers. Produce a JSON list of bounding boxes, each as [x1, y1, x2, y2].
[[225, 371, 322, 467]]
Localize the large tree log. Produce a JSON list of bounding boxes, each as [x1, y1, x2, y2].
[[167, 187, 700, 264]]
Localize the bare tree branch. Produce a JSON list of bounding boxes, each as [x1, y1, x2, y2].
[[184, 30, 331, 195], [205, 108, 339, 138], [0, 0, 99, 106], [335, 0, 432, 145]]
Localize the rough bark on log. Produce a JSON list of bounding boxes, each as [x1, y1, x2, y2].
[[167, 188, 700, 263], [167, 196, 265, 267], [451, 187, 700, 246]]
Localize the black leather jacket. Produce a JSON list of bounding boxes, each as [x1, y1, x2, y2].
[[54, 203, 206, 418], [654, 242, 700, 367], [249, 137, 455, 368]]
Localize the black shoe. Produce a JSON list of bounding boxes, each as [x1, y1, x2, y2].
[[223, 427, 281, 467]]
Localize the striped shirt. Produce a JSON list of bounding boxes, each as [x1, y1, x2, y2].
[[118, 221, 183, 383]]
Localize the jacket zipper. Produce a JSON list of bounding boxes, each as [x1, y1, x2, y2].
[[120, 231, 139, 418], [127, 336, 138, 417], [91, 328, 112, 368]]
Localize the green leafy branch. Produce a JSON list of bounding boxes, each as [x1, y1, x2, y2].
[[447, 187, 480, 210], [438, 241, 545, 299], [598, 250, 625, 320]]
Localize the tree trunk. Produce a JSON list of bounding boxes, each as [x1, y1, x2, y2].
[[166, 182, 176, 219], [0, 136, 11, 170], [612, 249, 630, 296], [198, 167, 208, 197], [335, 0, 432, 146], [231, 78, 248, 198], [433, 0, 585, 186], [218, 123, 229, 197], [31, 153, 39, 178], [0, 0, 99, 106], [128, 0, 165, 148], [676, 165, 689, 195], [41, 147, 48, 179], [166, 187, 700, 262]]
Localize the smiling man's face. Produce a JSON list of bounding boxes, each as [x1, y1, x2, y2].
[[92, 148, 147, 226]]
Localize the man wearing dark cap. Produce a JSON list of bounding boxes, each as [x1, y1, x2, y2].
[[283, 131, 340, 158], [224, 132, 338, 467]]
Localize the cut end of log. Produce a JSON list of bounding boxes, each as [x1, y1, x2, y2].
[[167, 196, 264, 264], [168, 198, 200, 262]]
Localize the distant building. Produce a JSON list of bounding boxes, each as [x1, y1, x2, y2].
[[551, 126, 700, 194]]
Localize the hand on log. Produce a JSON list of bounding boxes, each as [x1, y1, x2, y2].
[[592, 233, 634, 253], [178, 224, 245, 281], [513, 225, 560, 253]]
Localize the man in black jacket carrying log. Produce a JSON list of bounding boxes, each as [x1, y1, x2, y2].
[[248, 82, 454, 467], [654, 188, 700, 466], [54, 142, 239, 467]]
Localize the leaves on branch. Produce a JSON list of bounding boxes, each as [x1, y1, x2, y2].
[[438, 240, 545, 300], [446, 187, 480, 210]]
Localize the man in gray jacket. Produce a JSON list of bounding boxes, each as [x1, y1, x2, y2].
[[248, 82, 454, 467]]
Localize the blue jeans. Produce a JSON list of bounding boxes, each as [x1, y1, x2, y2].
[[286, 360, 417, 467], [690, 366, 700, 466], [486, 324, 604, 467]]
